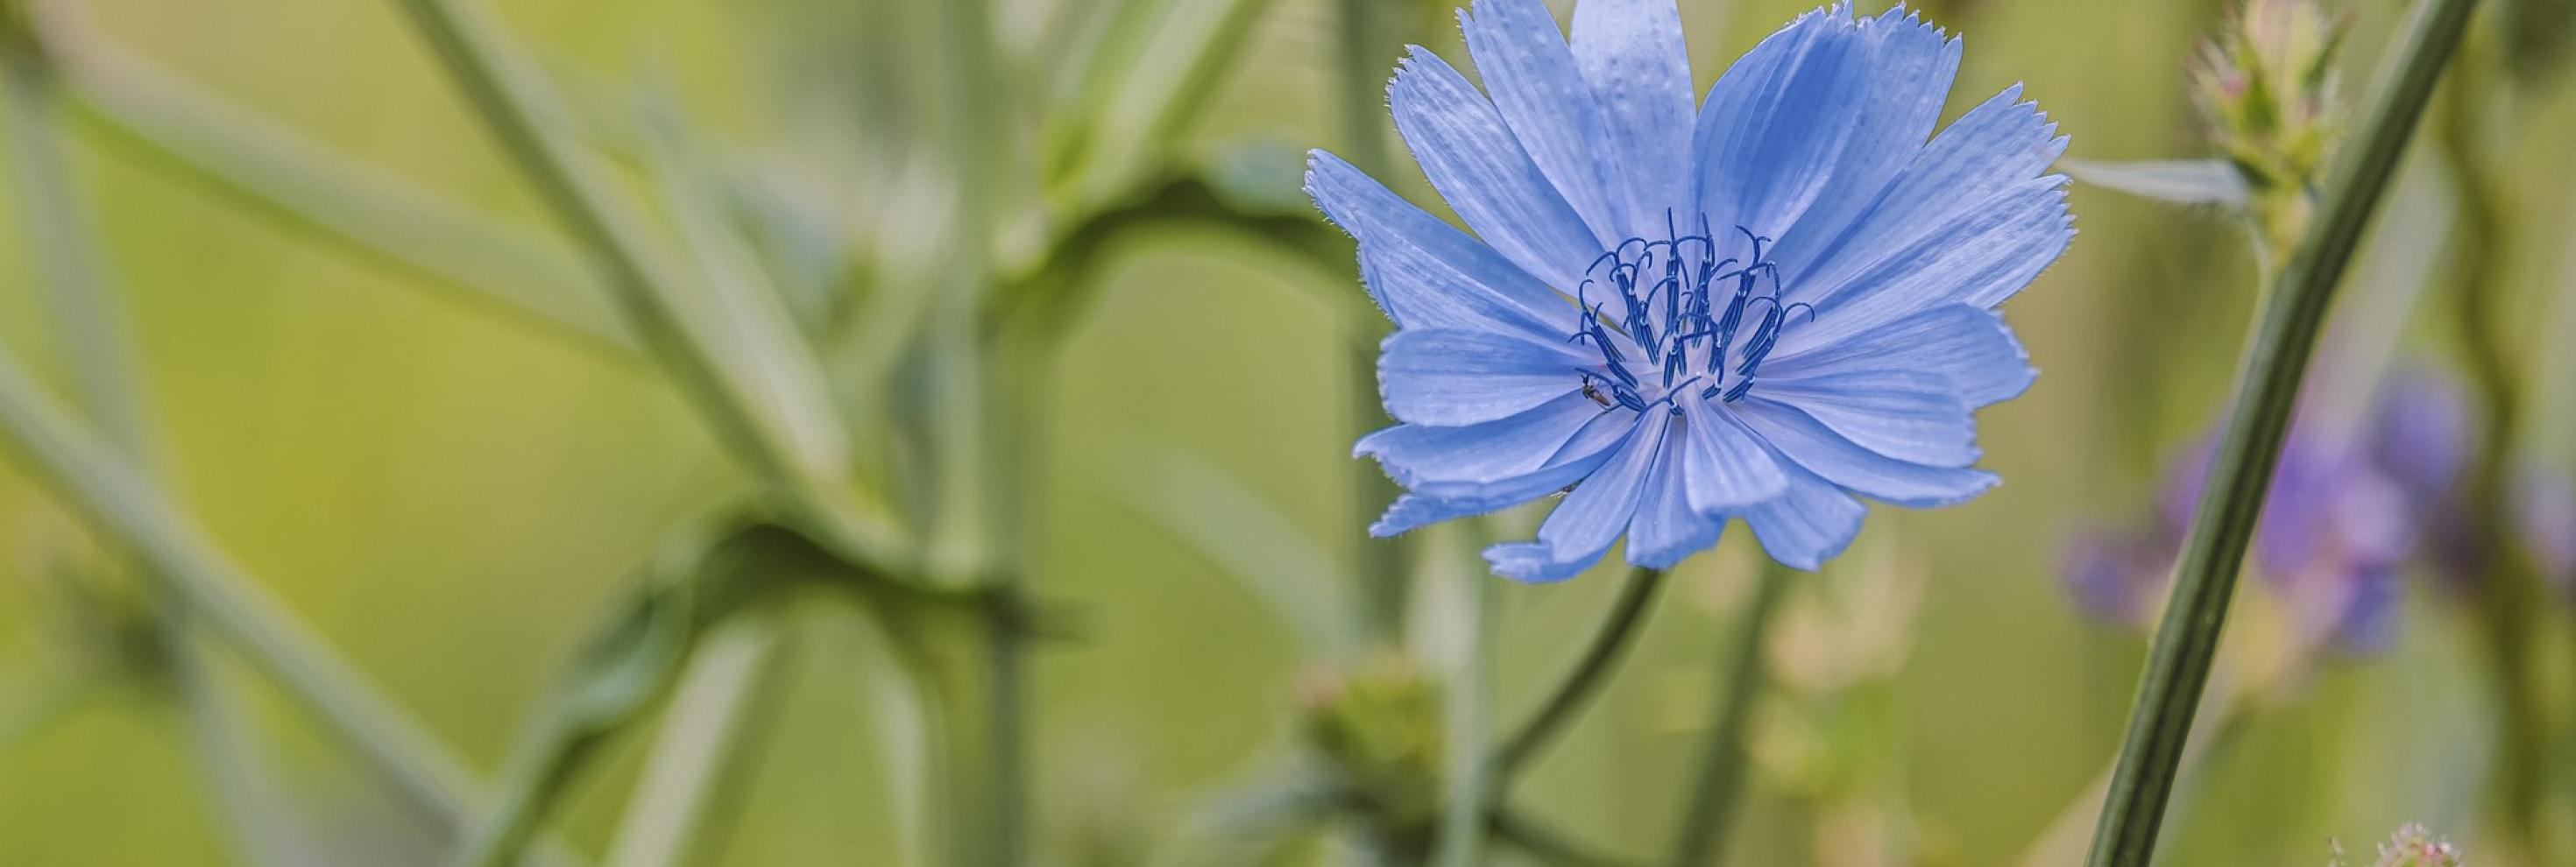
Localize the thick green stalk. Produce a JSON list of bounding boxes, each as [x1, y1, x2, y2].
[[1667, 563, 1794, 866], [1494, 566, 1668, 775], [1333, 0, 1410, 644], [386, 0, 906, 574], [2083, 0, 2482, 863], [916, 0, 1030, 860]]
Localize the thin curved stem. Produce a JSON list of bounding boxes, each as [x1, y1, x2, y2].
[[386, 0, 907, 574], [1490, 808, 1647, 867], [1494, 566, 1668, 775], [40, 18, 621, 356], [1667, 562, 1794, 866], [2083, 0, 2481, 863], [0, 343, 498, 835]]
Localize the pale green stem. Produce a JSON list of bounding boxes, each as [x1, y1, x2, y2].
[[2, 44, 302, 865], [444, 712, 604, 867], [2432, 49, 2558, 865], [1494, 566, 1668, 775], [386, 0, 908, 574], [1332, 0, 1409, 644], [1490, 809, 1648, 867], [605, 624, 793, 867], [914, 0, 1030, 860], [2083, 0, 2481, 863], [1667, 562, 1794, 866], [1433, 563, 1495, 867], [0, 346, 500, 829], [42, 24, 620, 356]]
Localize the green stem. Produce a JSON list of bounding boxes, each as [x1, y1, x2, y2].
[[1490, 808, 1646, 867], [1333, 0, 1409, 644], [0, 337, 498, 831], [2083, 0, 2481, 863], [4, 39, 301, 865], [1434, 555, 1497, 867], [2433, 48, 2557, 865], [386, 0, 906, 573], [902, 604, 1021, 867], [1667, 563, 1794, 866], [39, 20, 620, 356], [1495, 566, 1668, 775], [444, 715, 605, 867], [604, 623, 792, 867]]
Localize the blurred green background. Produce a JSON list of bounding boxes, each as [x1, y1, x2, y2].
[[0, 0, 2570, 864]]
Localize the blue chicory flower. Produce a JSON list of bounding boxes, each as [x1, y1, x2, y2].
[[1309, 0, 2072, 580]]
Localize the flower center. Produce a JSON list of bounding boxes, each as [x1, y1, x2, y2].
[[1567, 216, 1808, 414]]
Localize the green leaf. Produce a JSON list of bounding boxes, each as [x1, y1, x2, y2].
[[1115, 447, 1354, 658], [2060, 158, 2251, 208]]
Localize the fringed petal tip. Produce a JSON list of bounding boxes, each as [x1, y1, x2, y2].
[[1483, 539, 1592, 582]]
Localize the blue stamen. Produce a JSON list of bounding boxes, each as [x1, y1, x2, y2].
[[1567, 217, 1804, 412]]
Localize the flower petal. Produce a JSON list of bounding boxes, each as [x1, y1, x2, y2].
[[1787, 85, 2068, 300], [1485, 418, 1664, 581], [1370, 408, 1639, 536], [1624, 417, 1728, 567], [1754, 370, 1980, 467], [1778, 175, 2072, 355], [1693, 5, 1873, 234], [1569, 0, 1695, 234], [1733, 398, 1998, 507], [1769, 8, 1962, 268], [1378, 328, 1592, 426], [1461, 0, 1624, 243], [1391, 47, 1603, 289], [1678, 394, 1789, 512], [1744, 462, 1866, 571], [1763, 304, 2035, 407], [1306, 150, 1574, 339], [1356, 391, 1612, 487]]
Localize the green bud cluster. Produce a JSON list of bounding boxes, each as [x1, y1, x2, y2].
[[1296, 653, 1445, 831], [2192, 0, 2353, 256]]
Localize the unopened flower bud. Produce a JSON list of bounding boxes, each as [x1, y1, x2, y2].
[[2191, 0, 2353, 255]]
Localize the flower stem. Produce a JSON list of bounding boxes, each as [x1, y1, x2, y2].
[[1494, 566, 1668, 774], [1433, 557, 1496, 867], [2434, 47, 2560, 865], [36, 14, 619, 356], [1667, 561, 1794, 866], [1332, 0, 1410, 644], [1490, 808, 1647, 867], [0, 345, 507, 837], [386, 0, 908, 573], [2083, 0, 2482, 863], [604, 623, 792, 867]]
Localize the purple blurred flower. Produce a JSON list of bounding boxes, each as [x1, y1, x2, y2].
[[2065, 370, 2456, 652], [2516, 469, 2576, 599]]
